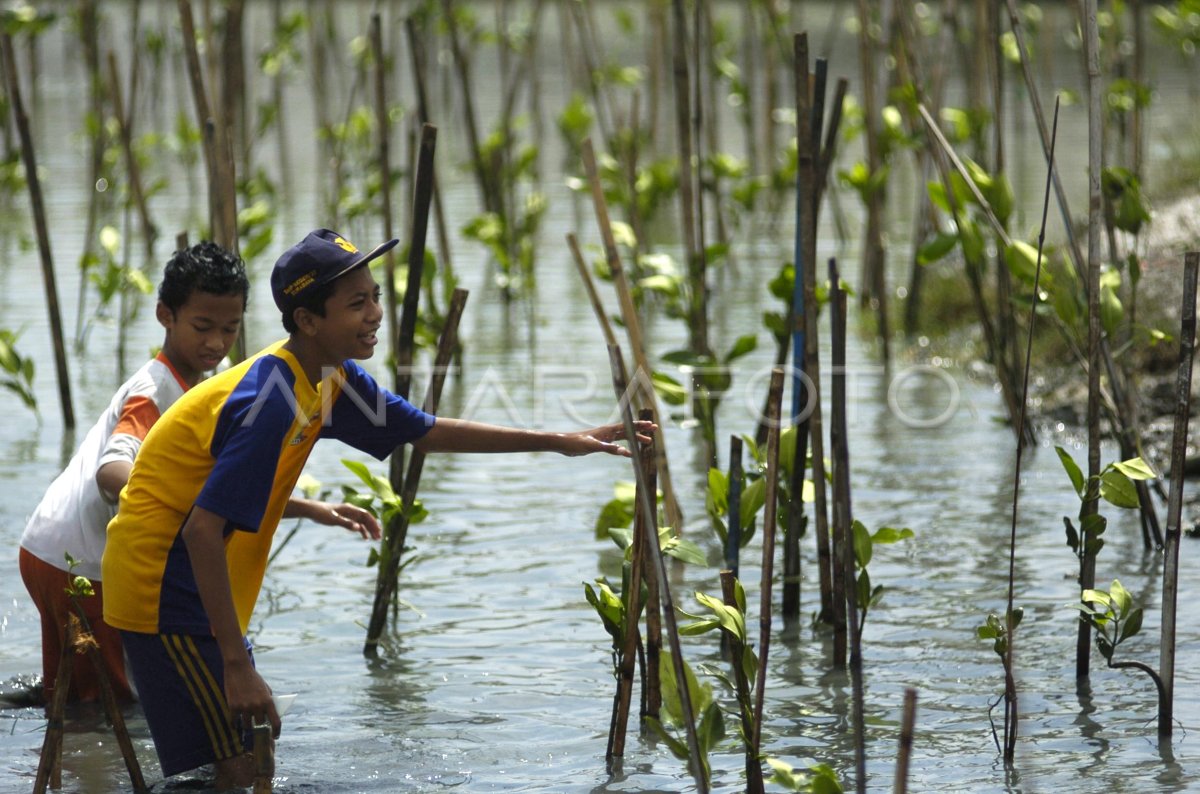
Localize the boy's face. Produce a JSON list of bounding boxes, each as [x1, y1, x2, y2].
[[157, 291, 245, 382], [309, 265, 384, 361]]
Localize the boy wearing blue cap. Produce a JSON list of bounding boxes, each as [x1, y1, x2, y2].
[[102, 228, 652, 788]]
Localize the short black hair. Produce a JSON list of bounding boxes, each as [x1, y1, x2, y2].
[[281, 278, 339, 334], [158, 241, 250, 312]]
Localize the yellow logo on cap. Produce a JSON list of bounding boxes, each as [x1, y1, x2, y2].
[[284, 270, 317, 296], [333, 236, 359, 254]]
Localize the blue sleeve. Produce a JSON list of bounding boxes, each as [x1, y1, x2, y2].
[[323, 360, 435, 460], [194, 361, 296, 532]]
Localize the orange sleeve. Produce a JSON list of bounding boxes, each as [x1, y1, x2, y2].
[[111, 395, 163, 441]]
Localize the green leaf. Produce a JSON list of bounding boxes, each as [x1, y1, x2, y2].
[[643, 716, 690, 761], [1005, 240, 1041, 284], [1120, 606, 1144, 642], [916, 231, 958, 265], [696, 700, 726, 754], [852, 519, 872, 569], [1056, 446, 1086, 497], [1099, 468, 1140, 509], [724, 333, 758, 363], [739, 477, 767, 532], [651, 370, 687, 406], [871, 526, 914, 544], [1109, 579, 1132, 617], [662, 535, 708, 566], [1100, 272, 1125, 336], [1112, 457, 1156, 481]]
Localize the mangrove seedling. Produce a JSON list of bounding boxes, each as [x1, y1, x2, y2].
[[0, 328, 37, 413], [975, 605, 1024, 753], [341, 458, 428, 580], [851, 519, 914, 640], [1071, 579, 1166, 708], [679, 576, 762, 790]]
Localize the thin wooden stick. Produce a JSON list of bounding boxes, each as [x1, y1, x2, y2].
[[1158, 252, 1198, 737], [1002, 94, 1060, 762], [752, 367, 784, 750], [33, 623, 75, 794], [724, 435, 744, 576], [894, 688, 918, 794], [395, 123, 437, 401], [252, 723, 274, 793], [364, 288, 469, 655], [608, 344, 707, 793], [1, 32, 74, 430]]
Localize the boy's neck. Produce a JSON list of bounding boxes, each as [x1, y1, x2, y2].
[[160, 349, 203, 388], [282, 335, 338, 386]]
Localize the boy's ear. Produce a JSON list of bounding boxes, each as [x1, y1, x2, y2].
[[155, 301, 173, 329], [292, 307, 320, 336]]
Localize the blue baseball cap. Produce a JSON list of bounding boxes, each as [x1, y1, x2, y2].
[[271, 228, 398, 312]]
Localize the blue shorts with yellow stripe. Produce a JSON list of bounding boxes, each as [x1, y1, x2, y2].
[[120, 631, 255, 777]]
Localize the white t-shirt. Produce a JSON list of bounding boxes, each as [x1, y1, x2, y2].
[[20, 353, 189, 580]]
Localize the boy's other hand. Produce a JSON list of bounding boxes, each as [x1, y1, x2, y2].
[[564, 419, 657, 457], [309, 501, 381, 540], [286, 497, 381, 539]]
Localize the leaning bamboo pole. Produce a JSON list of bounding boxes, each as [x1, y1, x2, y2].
[[582, 138, 684, 535], [1158, 252, 1198, 737], [106, 52, 157, 251], [1, 32, 74, 429]]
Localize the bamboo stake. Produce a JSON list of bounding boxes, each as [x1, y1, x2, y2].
[[106, 52, 157, 249], [722, 568, 765, 794], [894, 688, 917, 794], [33, 623, 74, 794], [1002, 95, 1061, 763], [784, 33, 812, 623], [752, 367, 784, 751], [395, 123, 437, 402], [581, 138, 684, 535], [829, 257, 866, 793], [370, 14, 399, 377], [854, 0, 890, 368], [1, 32, 74, 430], [1158, 252, 1198, 737], [670, 0, 710, 361], [404, 17, 457, 315], [441, 0, 498, 216], [608, 408, 656, 762], [364, 288, 469, 655], [607, 344, 707, 793], [75, 0, 105, 346], [566, 233, 623, 359], [1078, 0, 1103, 682]]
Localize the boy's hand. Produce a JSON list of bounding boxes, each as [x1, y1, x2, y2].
[[286, 498, 381, 539], [224, 658, 281, 739], [307, 501, 381, 540], [562, 419, 657, 457]]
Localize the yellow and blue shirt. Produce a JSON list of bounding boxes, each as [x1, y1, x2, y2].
[[101, 340, 433, 636]]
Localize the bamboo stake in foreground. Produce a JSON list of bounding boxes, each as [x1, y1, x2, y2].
[[364, 289, 469, 655], [1158, 252, 1198, 737], [607, 344, 707, 794], [1, 32, 74, 430]]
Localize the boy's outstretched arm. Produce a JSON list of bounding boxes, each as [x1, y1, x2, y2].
[[411, 419, 656, 457], [181, 506, 281, 737]]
